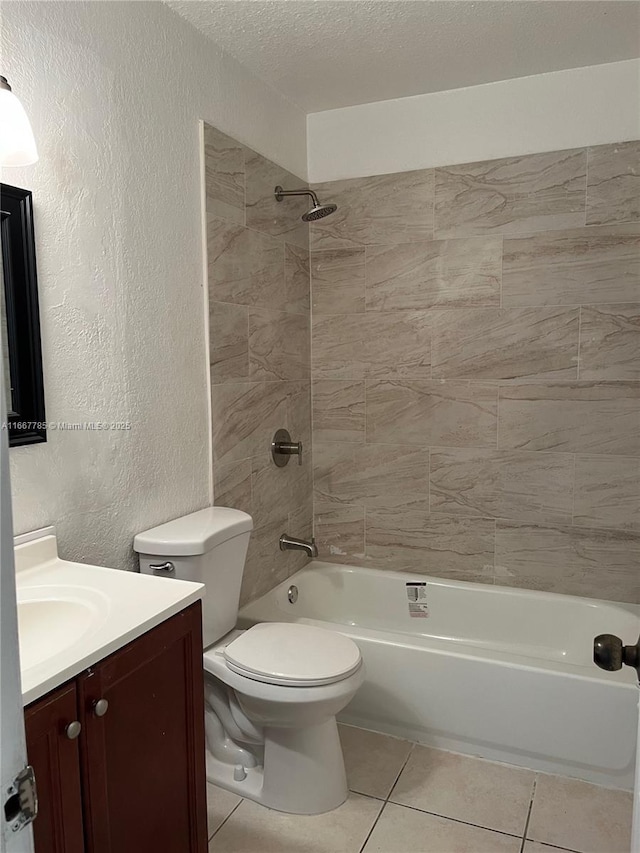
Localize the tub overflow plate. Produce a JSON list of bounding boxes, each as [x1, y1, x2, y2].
[[287, 585, 298, 604]]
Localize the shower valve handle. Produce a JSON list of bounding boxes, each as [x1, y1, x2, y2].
[[593, 633, 640, 681]]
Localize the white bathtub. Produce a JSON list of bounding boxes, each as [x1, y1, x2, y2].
[[239, 562, 640, 789]]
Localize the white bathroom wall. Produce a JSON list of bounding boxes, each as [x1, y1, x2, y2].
[[1, 0, 307, 569], [307, 59, 640, 182]]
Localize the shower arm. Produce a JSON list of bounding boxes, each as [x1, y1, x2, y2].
[[274, 186, 320, 206]]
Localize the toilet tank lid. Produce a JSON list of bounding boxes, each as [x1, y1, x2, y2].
[[133, 507, 253, 556]]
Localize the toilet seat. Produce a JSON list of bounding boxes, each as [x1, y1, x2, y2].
[[223, 622, 362, 687]]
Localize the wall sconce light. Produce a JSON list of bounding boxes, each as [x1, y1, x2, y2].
[[0, 76, 38, 166]]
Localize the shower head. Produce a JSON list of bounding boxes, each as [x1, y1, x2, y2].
[[274, 185, 337, 222]]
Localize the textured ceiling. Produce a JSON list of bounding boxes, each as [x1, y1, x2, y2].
[[166, 1, 640, 112]]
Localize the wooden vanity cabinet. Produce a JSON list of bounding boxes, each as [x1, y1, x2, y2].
[[25, 602, 208, 853]]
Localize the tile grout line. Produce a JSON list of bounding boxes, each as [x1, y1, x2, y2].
[[357, 743, 416, 853], [209, 797, 244, 843], [519, 775, 537, 853]]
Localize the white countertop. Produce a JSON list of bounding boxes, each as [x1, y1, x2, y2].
[[15, 530, 204, 705]]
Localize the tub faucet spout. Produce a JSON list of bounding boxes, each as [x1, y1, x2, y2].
[[279, 534, 318, 558]]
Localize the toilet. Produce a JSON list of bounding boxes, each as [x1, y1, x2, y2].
[[133, 507, 364, 815]]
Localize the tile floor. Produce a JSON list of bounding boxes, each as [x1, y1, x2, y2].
[[207, 724, 633, 853]]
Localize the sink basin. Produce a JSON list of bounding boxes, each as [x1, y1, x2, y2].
[[17, 586, 110, 673]]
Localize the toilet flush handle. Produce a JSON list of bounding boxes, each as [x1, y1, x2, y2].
[[148, 561, 175, 574]]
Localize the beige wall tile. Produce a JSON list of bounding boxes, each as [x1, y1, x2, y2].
[[309, 169, 434, 250], [495, 521, 640, 601], [430, 449, 574, 524], [211, 380, 290, 466], [252, 453, 311, 529], [209, 302, 249, 383], [574, 455, 640, 531], [366, 237, 501, 311], [284, 243, 310, 314], [314, 502, 365, 562], [365, 502, 495, 581], [499, 382, 640, 456], [587, 140, 640, 226], [390, 746, 534, 836], [248, 308, 310, 380], [579, 304, 640, 380], [366, 379, 497, 448], [286, 379, 313, 449], [362, 802, 521, 853], [312, 312, 431, 380], [208, 216, 284, 309], [244, 150, 308, 248], [203, 124, 245, 225], [313, 441, 429, 507], [431, 307, 579, 380], [213, 459, 252, 515], [527, 773, 633, 853], [311, 248, 366, 314], [312, 379, 365, 443], [434, 148, 586, 238], [503, 226, 640, 307]]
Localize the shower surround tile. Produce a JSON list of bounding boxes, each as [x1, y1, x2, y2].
[[284, 244, 310, 314], [312, 379, 365, 443], [244, 150, 308, 248], [314, 502, 365, 562], [429, 448, 574, 523], [586, 140, 640, 226], [209, 301, 249, 383], [365, 379, 497, 448], [579, 304, 640, 380], [498, 382, 640, 456], [208, 216, 284, 309], [573, 455, 640, 531], [495, 521, 640, 601], [203, 124, 245, 225], [311, 248, 366, 314], [313, 441, 429, 507], [365, 504, 495, 581], [502, 225, 640, 307], [309, 169, 434, 250], [312, 312, 431, 380], [248, 308, 310, 380], [213, 459, 252, 517], [365, 237, 502, 311], [434, 148, 587, 238], [430, 307, 580, 380]]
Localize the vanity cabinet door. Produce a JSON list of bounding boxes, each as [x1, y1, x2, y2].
[[25, 680, 85, 853], [78, 602, 207, 853]]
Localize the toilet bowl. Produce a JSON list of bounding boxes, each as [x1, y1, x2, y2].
[[133, 508, 364, 815], [203, 622, 364, 814]]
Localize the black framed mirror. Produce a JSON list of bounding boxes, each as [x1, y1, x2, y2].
[[1, 183, 46, 446]]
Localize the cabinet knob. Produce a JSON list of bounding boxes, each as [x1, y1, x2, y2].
[[65, 720, 82, 740], [93, 698, 109, 718]]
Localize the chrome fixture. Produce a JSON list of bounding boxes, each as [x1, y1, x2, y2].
[[274, 185, 337, 222], [271, 428, 302, 467], [287, 585, 299, 604], [594, 633, 640, 681], [279, 534, 318, 558]]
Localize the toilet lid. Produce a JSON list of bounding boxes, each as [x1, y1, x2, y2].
[[223, 622, 362, 687]]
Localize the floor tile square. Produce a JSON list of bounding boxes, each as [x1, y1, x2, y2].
[[206, 783, 242, 839], [362, 802, 521, 853], [339, 724, 413, 799], [208, 792, 383, 853], [389, 745, 535, 835], [527, 774, 633, 853]]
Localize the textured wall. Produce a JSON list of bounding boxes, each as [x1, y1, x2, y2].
[[310, 141, 640, 603], [204, 124, 312, 603], [1, 1, 306, 570]]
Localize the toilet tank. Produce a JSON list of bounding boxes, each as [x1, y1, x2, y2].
[[133, 507, 253, 647]]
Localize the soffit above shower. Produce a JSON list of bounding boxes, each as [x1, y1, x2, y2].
[[166, 0, 640, 112]]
